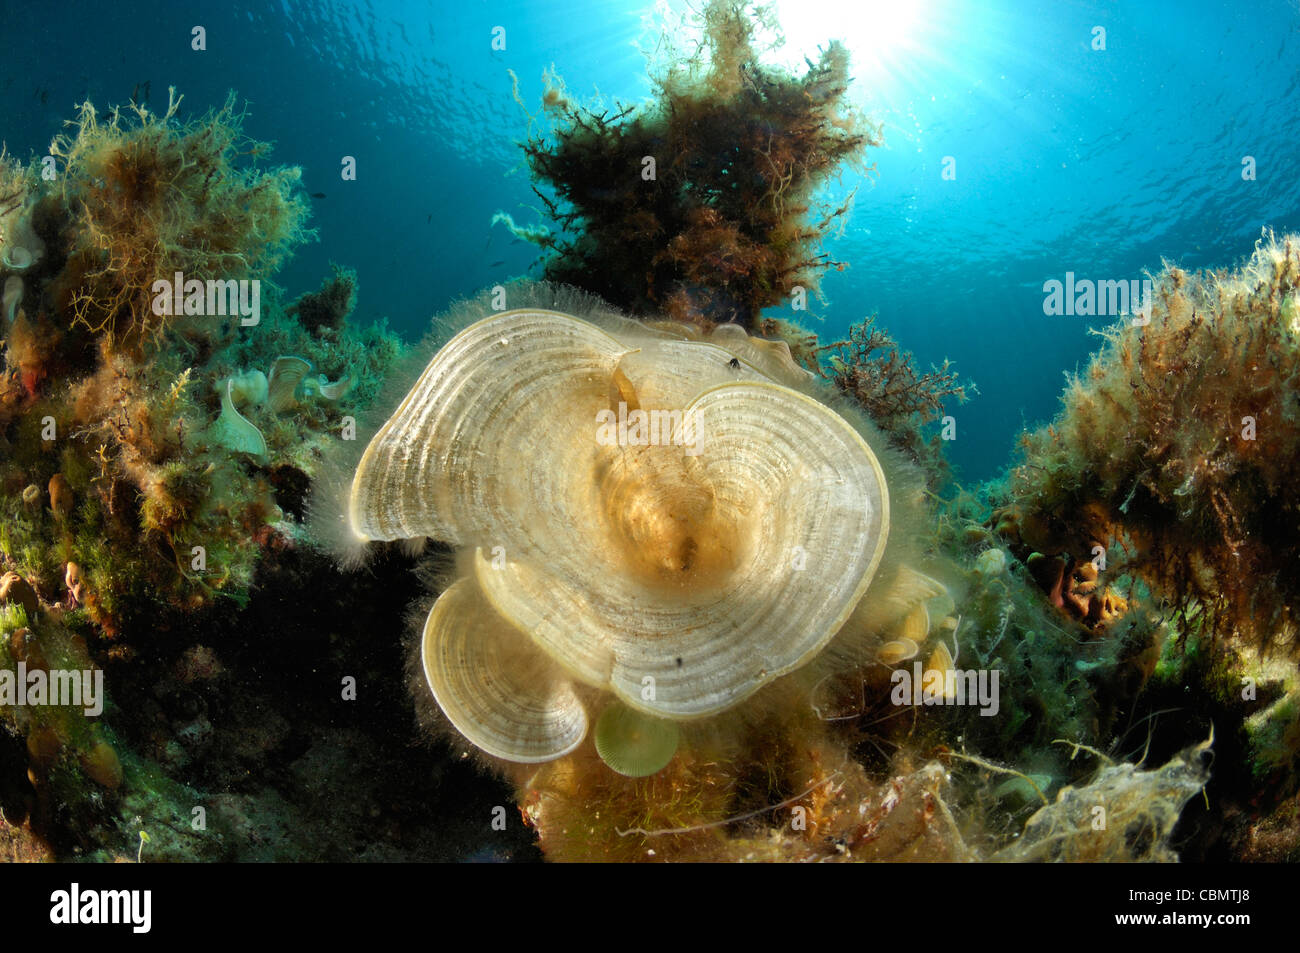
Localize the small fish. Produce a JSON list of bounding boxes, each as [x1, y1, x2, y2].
[[309, 192, 326, 199], [426, 214, 432, 224], [39, 89, 48, 105], [489, 260, 505, 268], [130, 80, 151, 106]]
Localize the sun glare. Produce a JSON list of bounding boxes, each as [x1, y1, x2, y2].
[[766, 0, 929, 78]]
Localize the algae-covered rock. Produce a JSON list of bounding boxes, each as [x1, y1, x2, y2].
[[522, 0, 878, 328], [1008, 232, 1300, 654]]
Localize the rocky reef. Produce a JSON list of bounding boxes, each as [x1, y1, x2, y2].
[[0, 89, 539, 861], [319, 0, 1292, 864], [2, 0, 1295, 866], [991, 231, 1300, 858], [1003, 232, 1300, 658]]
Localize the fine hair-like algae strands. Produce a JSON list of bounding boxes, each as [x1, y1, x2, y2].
[[518, 0, 880, 328], [48, 87, 312, 347], [1007, 231, 1300, 656]]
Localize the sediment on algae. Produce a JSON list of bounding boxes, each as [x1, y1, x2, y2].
[[1001, 231, 1300, 657], [516, 0, 878, 328]]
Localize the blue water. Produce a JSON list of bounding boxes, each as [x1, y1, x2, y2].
[[4, 0, 1298, 480]]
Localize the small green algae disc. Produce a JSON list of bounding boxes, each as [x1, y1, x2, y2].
[[594, 702, 679, 777]]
